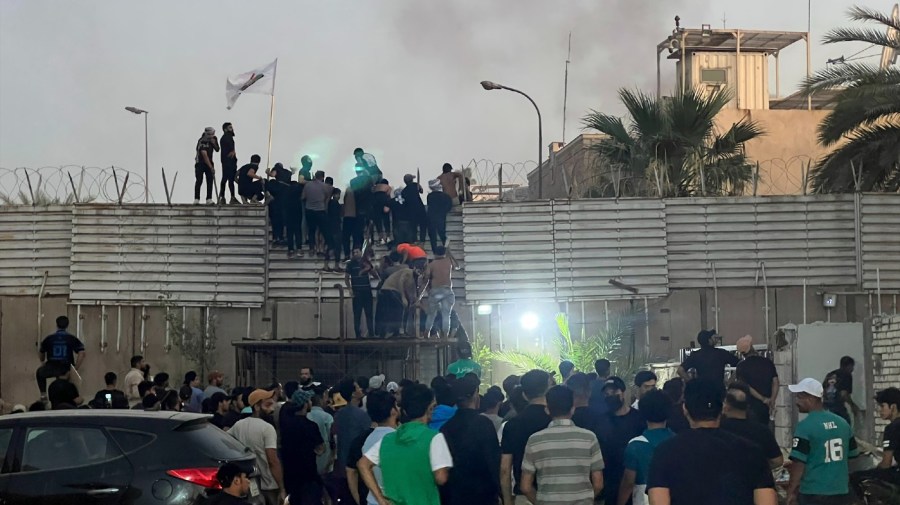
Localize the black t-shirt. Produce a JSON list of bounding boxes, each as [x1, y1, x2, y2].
[[350, 175, 374, 215], [39, 330, 84, 367], [48, 378, 79, 408], [220, 134, 236, 166], [280, 182, 303, 216], [280, 414, 324, 487], [883, 418, 900, 453], [599, 408, 645, 501], [681, 346, 740, 383], [347, 427, 374, 503], [237, 163, 259, 188], [196, 136, 215, 168], [441, 409, 502, 505], [831, 369, 853, 395], [206, 492, 251, 505], [736, 356, 778, 398], [500, 403, 551, 493], [720, 417, 782, 461], [327, 200, 342, 230], [401, 184, 425, 215], [427, 191, 453, 223], [648, 428, 775, 505], [346, 259, 371, 292], [572, 405, 609, 442]]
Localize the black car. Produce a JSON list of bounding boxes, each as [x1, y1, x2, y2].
[[0, 410, 257, 505]]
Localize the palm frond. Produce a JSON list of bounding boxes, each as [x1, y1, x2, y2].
[[490, 350, 557, 375], [619, 88, 667, 141], [823, 28, 900, 49], [845, 5, 900, 32], [810, 124, 900, 193], [801, 63, 891, 95]]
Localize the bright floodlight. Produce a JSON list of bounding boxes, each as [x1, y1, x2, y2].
[[477, 304, 493, 315], [481, 80, 502, 91], [520, 312, 539, 330], [125, 106, 147, 114]]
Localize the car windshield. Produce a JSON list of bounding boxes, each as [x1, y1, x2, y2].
[[178, 422, 249, 460]]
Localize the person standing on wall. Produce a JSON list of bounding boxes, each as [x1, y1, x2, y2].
[[218, 122, 238, 204], [194, 127, 219, 205]]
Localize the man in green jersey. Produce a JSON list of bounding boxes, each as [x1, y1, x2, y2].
[[447, 341, 481, 379], [787, 378, 858, 505]]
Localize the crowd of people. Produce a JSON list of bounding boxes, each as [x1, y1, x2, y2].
[[25, 316, 900, 505]]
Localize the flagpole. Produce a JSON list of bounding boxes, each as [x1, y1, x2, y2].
[[265, 59, 278, 170]]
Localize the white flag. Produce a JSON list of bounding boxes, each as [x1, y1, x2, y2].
[[225, 59, 277, 110]]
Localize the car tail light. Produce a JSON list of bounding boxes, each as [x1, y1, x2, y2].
[[166, 468, 222, 489]]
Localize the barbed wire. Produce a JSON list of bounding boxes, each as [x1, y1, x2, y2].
[[0, 166, 148, 205], [462, 159, 534, 200]]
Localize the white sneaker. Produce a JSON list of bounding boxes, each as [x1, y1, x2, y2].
[[206, 199, 214, 205], [193, 199, 200, 205]]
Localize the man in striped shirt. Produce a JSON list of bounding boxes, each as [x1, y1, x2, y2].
[[520, 385, 604, 505]]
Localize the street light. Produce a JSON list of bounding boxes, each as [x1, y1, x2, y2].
[[125, 106, 149, 203], [480, 80, 544, 199]]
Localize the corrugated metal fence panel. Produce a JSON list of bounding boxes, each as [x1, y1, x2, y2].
[[0, 205, 73, 295], [463, 202, 556, 302], [69, 205, 267, 306], [554, 199, 668, 299], [446, 211, 466, 302], [666, 195, 857, 288], [861, 193, 900, 290]]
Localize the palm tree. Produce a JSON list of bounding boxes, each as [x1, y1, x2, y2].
[[802, 6, 900, 193], [582, 87, 764, 197]]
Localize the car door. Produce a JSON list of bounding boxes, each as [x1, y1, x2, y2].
[[0, 426, 16, 501], [3, 425, 134, 505]]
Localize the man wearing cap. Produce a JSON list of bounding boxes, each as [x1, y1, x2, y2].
[[787, 378, 858, 505], [208, 462, 252, 505], [677, 329, 739, 384], [427, 178, 453, 253], [195, 127, 219, 205], [302, 170, 331, 255], [281, 388, 326, 504], [648, 379, 776, 505], [735, 335, 780, 426], [447, 342, 481, 378], [205, 370, 227, 398], [599, 376, 645, 505], [228, 389, 285, 505]]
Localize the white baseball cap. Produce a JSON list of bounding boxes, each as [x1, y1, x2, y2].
[[369, 374, 386, 390], [788, 378, 824, 398]]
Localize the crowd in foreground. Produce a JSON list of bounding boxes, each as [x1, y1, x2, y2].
[[23, 319, 900, 505]]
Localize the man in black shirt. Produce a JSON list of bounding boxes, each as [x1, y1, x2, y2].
[[735, 335, 779, 425], [829, 356, 860, 421], [209, 462, 252, 505], [237, 154, 264, 203], [426, 179, 453, 253], [851, 387, 900, 496], [36, 315, 85, 400], [210, 392, 233, 430], [647, 379, 776, 505], [281, 389, 326, 504], [280, 179, 304, 258], [48, 374, 82, 409], [661, 378, 690, 434], [393, 175, 421, 245], [218, 122, 238, 204], [350, 163, 375, 242], [721, 382, 784, 469], [441, 374, 501, 505], [267, 162, 292, 246], [500, 369, 552, 505], [568, 372, 608, 442], [598, 376, 645, 505], [345, 248, 374, 339], [589, 358, 612, 416], [677, 329, 739, 384], [194, 127, 219, 205]]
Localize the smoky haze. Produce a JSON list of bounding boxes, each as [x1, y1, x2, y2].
[[0, 0, 878, 203]]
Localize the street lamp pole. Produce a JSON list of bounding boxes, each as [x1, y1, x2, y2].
[[481, 81, 543, 199], [125, 106, 149, 203]]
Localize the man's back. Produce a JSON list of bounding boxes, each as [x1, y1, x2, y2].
[[648, 428, 774, 505], [303, 179, 329, 211], [229, 417, 278, 491], [40, 331, 83, 366], [681, 347, 739, 383], [427, 191, 452, 221], [720, 417, 782, 462], [440, 409, 501, 505], [790, 409, 858, 496], [425, 257, 452, 289], [522, 419, 604, 505], [501, 404, 551, 494], [438, 172, 461, 199], [334, 405, 371, 470]]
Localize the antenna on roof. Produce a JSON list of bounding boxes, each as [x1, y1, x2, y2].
[[880, 4, 899, 69]]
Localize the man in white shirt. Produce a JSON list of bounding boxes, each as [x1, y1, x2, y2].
[[123, 355, 145, 407], [358, 383, 452, 505], [229, 389, 285, 505]]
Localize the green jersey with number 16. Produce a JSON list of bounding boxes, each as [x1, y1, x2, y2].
[[789, 409, 858, 495]]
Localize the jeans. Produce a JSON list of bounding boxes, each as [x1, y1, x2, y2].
[[428, 217, 447, 252], [425, 286, 455, 337], [306, 210, 327, 251], [219, 161, 237, 200], [194, 164, 214, 200], [352, 289, 374, 338], [285, 217, 302, 252], [36, 361, 69, 394], [375, 290, 403, 338]]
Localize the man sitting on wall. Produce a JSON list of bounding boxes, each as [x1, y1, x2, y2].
[[36, 315, 85, 403]]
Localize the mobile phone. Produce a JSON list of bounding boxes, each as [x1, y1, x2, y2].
[[105, 393, 112, 403]]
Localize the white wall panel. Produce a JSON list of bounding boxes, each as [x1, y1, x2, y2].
[[0, 206, 72, 295]]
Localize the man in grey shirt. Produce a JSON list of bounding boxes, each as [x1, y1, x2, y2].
[[302, 170, 330, 254]]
